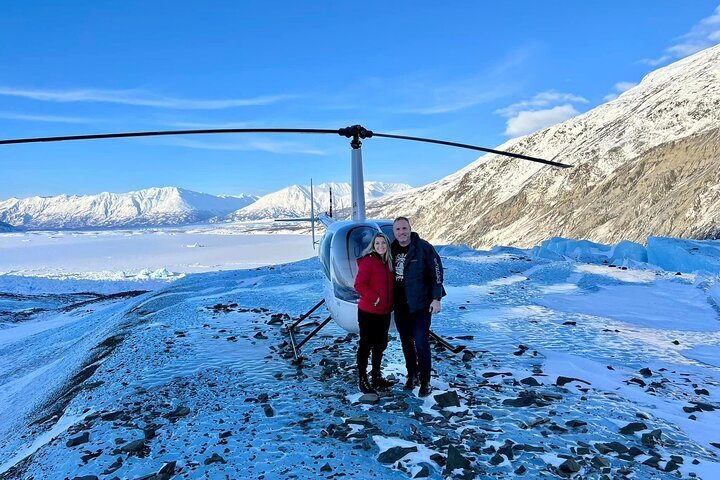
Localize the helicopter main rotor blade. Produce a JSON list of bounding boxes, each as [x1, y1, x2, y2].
[[0, 128, 339, 145], [371, 132, 572, 168], [0, 125, 571, 168]]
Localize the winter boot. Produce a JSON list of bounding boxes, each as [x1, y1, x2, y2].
[[358, 371, 376, 394], [371, 371, 395, 391], [418, 379, 432, 397], [403, 373, 418, 390]]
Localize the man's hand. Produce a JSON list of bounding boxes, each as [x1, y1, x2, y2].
[[429, 299, 441, 314]]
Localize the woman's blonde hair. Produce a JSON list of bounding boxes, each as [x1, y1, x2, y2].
[[361, 232, 393, 268]]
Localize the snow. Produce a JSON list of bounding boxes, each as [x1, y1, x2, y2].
[[0, 186, 258, 230], [1, 233, 720, 479]]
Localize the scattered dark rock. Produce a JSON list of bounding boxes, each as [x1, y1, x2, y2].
[[219, 430, 232, 439], [556, 376, 590, 387], [558, 458, 581, 475], [619, 422, 647, 435], [515, 465, 527, 475], [66, 432, 89, 447], [414, 465, 430, 478], [520, 376, 541, 387], [121, 439, 147, 455], [359, 393, 380, 405], [641, 429, 663, 447], [446, 445, 471, 470], [591, 455, 610, 469], [639, 367, 653, 377], [479, 412, 493, 421], [164, 406, 190, 421], [378, 446, 417, 464], [489, 453, 504, 466], [262, 404, 275, 417], [434, 391, 460, 408], [566, 419, 587, 428], [204, 453, 227, 465], [320, 463, 332, 472], [695, 388, 709, 395]]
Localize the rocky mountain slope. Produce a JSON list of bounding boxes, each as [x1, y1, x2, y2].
[[229, 182, 411, 221], [0, 187, 258, 230], [370, 45, 720, 248]]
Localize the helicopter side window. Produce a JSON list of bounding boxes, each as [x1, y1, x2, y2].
[[331, 225, 379, 302], [319, 232, 333, 279], [379, 224, 395, 243]]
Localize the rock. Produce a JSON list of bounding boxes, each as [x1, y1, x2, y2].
[[66, 432, 90, 447], [121, 439, 146, 454], [639, 367, 653, 377], [430, 453, 446, 467], [378, 446, 417, 463], [710, 442, 720, 449], [556, 376, 590, 387], [219, 430, 232, 438], [558, 458, 581, 475], [158, 461, 176, 475], [515, 465, 527, 475], [434, 391, 460, 408], [591, 455, 610, 469], [479, 412, 493, 421], [628, 446, 644, 457], [320, 463, 332, 472], [414, 465, 430, 477], [204, 453, 227, 465], [606, 441, 629, 454], [359, 393, 380, 405], [642, 456, 661, 468], [619, 422, 647, 435], [164, 406, 190, 421], [641, 429, 662, 447], [520, 376, 541, 387], [446, 445, 471, 470], [262, 404, 275, 417], [72, 476, 99, 480], [665, 460, 680, 472], [461, 351, 475, 362], [566, 419, 587, 428], [489, 453, 504, 466], [695, 388, 709, 395], [101, 411, 124, 421]]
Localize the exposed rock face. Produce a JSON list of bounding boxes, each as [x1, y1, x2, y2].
[[370, 45, 720, 248]]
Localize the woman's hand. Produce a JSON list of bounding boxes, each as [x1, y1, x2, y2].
[[374, 296, 380, 307]]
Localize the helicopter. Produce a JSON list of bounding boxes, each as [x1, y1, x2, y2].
[[0, 125, 571, 358]]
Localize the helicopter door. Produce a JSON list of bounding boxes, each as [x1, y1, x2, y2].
[[331, 225, 380, 302]]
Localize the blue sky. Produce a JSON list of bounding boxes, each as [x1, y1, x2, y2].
[[1, 1, 719, 199]]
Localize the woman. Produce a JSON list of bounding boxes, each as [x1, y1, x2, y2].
[[354, 232, 395, 394]]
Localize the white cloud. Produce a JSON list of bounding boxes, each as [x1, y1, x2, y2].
[[495, 90, 588, 117], [641, 5, 720, 66], [0, 86, 295, 110], [504, 104, 579, 137], [0, 111, 93, 123], [495, 90, 587, 137], [602, 81, 638, 102]]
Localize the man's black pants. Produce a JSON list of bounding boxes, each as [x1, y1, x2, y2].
[[394, 302, 432, 382], [357, 309, 391, 374]]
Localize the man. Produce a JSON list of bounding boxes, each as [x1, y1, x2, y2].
[[391, 216, 445, 397]]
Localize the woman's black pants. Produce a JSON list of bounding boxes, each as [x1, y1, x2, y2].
[[357, 309, 391, 375]]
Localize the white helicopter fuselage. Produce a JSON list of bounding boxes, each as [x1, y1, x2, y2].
[[317, 217, 396, 333]]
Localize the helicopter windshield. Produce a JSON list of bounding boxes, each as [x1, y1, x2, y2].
[[331, 225, 380, 302]]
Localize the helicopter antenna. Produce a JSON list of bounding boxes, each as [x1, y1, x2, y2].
[[309, 179, 316, 248]]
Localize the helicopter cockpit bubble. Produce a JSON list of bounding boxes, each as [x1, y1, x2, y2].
[[330, 222, 394, 303]]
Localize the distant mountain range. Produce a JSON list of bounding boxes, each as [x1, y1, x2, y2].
[[371, 44, 720, 248], [229, 182, 411, 221], [0, 187, 258, 230], [0, 182, 410, 231]]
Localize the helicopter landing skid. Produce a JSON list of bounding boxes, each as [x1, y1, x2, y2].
[[429, 330, 465, 354], [287, 299, 330, 360]]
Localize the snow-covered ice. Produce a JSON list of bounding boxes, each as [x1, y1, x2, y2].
[[1, 235, 719, 479]]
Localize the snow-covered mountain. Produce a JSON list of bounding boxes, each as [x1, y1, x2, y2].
[[229, 182, 411, 221], [0, 187, 258, 230], [371, 45, 720, 248]]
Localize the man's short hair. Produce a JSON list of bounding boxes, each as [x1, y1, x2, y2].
[[393, 216, 411, 226]]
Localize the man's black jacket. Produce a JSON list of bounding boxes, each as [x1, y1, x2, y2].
[[392, 232, 446, 312]]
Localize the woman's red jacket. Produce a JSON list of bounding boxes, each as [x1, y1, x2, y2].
[[354, 253, 394, 314]]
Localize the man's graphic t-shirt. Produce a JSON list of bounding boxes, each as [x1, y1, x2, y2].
[[393, 243, 410, 307]]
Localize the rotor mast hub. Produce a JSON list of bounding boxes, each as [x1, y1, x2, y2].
[[338, 125, 373, 150]]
